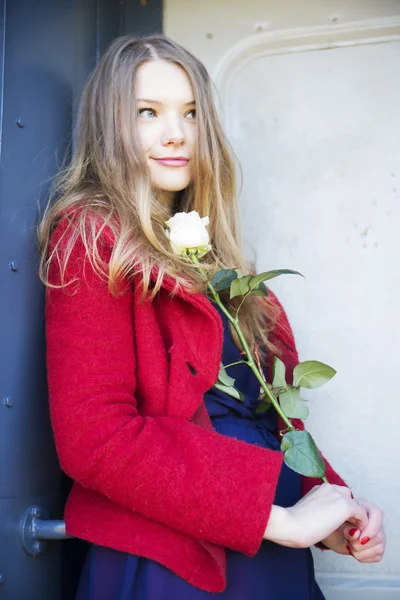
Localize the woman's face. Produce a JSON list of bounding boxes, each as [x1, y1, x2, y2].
[[135, 59, 197, 203]]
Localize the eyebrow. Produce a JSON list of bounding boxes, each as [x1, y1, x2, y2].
[[137, 98, 196, 106]]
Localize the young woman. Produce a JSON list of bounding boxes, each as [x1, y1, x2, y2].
[[38, 35, 385, 599]]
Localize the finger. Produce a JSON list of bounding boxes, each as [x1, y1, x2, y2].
[[354, 499, 384, 542], [341, 522, 361, 542], [351, 542, 385, 563], [349, 531, 386, 554], [328, 486, 368, 529], [353, 556, 384, 563], [348, 501, 369, 531]]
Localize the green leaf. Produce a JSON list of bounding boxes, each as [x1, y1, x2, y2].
[[214, 382, 245, 402], [249, 281, 269, 297], [229, 278, 242, 299], [230, 274, 253, 299], [214, 362, 245, 402], [281, 430, 326, 478], [210, 269, 238, 292], [256, 281, 269, 294], [255, 399, 272, 414], [293, 360, 337, 389], [217, 366, 236, 388], [249, 269, 304, 290], [217, 361, 246, 386], [272, 357, 287, 388], [279, 387, 309, 419]]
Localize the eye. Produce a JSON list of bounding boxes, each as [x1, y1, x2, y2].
[[186, 109, 196, 119], [138, 108, 157, 118]]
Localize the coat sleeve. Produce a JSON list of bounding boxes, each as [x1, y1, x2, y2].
[[45, 219, 284, 557], [266, 290, 351, 550]]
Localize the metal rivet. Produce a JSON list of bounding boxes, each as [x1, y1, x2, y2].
[[0, 572, 5, 584], [9, 261, 19, 272], [16, 117, 25, 128], [255, 22, 268, 32], [3, 397, 13, 408]]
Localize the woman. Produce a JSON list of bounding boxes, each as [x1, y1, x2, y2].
[[37, 35, 385, 599]]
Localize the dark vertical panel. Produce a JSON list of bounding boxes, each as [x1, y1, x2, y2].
[[72, 0, 124, 125], [0, 1, 75, 596], [0, 0, 75, 497], [0, 0, 163, 598], [123, 0, 163, 36], [98, 0, 125, 54], [72, 0, 99, 124]]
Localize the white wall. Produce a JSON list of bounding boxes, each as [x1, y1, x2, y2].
[[165, 1, 400, 597]]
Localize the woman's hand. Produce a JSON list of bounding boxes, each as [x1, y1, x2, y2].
[[263, 483, 369, 549], [321, 498, 386, 563]]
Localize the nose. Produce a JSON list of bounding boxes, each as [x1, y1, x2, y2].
[[161, 115, 185, 146]]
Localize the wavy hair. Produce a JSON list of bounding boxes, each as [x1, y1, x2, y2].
[[37, 34, 282, 362]]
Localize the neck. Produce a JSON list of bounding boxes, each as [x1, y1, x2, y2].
[[154, 189, 176, 212]]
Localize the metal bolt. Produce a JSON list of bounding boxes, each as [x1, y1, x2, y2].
[[3, 397, 13, 408], [9, 261, 19, 272], [16, 117, 24, 128], [32, 508, 41, 518], [32, 541, 42, 553]]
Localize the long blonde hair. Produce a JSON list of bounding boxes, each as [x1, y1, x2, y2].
[[37, 34, 281, 363]]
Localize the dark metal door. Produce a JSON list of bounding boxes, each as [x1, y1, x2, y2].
[[0, 1, 161, 598]]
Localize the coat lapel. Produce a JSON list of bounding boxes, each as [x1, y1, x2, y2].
[[150, 268, 224, 421]]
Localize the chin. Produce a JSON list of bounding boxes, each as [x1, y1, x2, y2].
[[154, 179, 191, 192]]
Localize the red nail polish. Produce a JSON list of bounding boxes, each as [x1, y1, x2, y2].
[[349, 528, 357, 537], [346, 543, 352, 555], [360, 537, 370, 545]]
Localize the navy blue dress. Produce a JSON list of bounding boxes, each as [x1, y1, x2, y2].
[[75, 304, 325, 600]]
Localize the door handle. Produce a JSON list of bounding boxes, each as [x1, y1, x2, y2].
[[19, 505, 74, 556]]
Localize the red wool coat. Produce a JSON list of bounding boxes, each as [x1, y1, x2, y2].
[[45, 217, 348, 593]]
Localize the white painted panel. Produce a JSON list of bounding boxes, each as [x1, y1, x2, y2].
[[165, 0, 400, 591], [165, 0, 400, 73], [227, 39, 400, 577]]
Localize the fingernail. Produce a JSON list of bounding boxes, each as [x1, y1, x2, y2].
[[346, 543, 352, 555], [349, 528, 358, 537], [360, 537, 370, 545]]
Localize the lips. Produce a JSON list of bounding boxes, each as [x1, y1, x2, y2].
[[152, 157, 189, 167]]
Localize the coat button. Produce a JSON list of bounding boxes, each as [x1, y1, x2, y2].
[[186, 361, 197, 376]]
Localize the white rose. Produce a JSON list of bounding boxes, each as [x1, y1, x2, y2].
[[165, 211, 212, 258]]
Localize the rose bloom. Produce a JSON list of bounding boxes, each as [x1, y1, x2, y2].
[[165, 211, 211, 257]]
